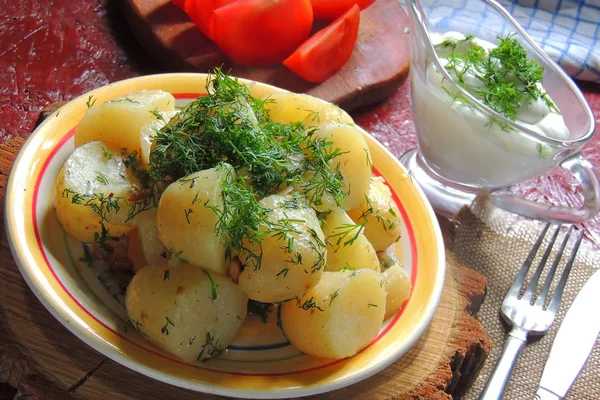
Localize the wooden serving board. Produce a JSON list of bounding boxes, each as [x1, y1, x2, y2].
[[0, 134, 491, 399], [120, 0, 411, 112]]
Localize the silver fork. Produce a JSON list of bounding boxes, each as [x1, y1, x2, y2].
[[479, 223, 585, 400]]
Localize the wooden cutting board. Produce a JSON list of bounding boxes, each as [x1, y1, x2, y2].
[[120, 0, 411, 112], [0, 129, 491, 399]]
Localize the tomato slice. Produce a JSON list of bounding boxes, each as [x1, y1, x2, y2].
[[310, 0, 374, 20], [212, 0, 313, 66], [283, 5, 360, 83], [184, 0, 235, 39], [172, 0, 188, 10]]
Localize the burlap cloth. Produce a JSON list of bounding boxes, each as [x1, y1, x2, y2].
[[451, 197, 600, 400]]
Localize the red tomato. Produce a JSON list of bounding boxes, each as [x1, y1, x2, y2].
[[310, 0, 374, 20], [172, 0, 188, 9], [184, 0, 235, 39], [212, 0, 314, 66], [283, 5, 360, 83]]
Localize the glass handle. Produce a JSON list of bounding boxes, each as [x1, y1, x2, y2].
[[489, 154, 600, 224]]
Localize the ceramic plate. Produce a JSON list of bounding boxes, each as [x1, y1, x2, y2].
[[5, 73, 445, 399]]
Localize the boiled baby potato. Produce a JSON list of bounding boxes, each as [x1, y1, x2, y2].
[[126, 263, 248, 362], [140, 110, 180, 168], [237, 194, 326, 303], [280, 269, 386, 359], [55, 141, 137, 242], [74, 90, 175, 154], [300, 122, 372, 212], [322, 208, 379, 272], [136, 208, 168, 266], [264, 92, 353, 128], [348, 176, 402, 252], [157, 164, 234, 275], [382, 259, 412, 320]]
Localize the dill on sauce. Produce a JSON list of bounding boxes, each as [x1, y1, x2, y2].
[[436, 33, 559, 125]]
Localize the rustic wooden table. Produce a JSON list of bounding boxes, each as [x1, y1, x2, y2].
[[1, 1, 599, 399]]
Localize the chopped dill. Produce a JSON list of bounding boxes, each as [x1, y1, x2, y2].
[[95, 172, 109, 185], [328, 289, 339, 306], [202, 269, 219, 301], [248, 300, 272, 323], [326, 221, 366, 249], [86, 95, 97, 108], [161, 317, 175, 335], [102, 147, 112, 160], [297, 296, 324, 311], [436, 33, 559, 125], [197, 331, 222, 360]]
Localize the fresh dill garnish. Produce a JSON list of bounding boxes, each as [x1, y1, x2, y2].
[[277, 268, 290, 277], [536, 142, 551, 158], [340, 263, 356, 271], [163, 269, 170, 281], [62, 188, 151, 250], [184, 208, 193, 224], [197, 331, 222, 361], [437, 33, 559, 124], [202, 269, 219, 300], [140, 69, 346, 271], [110, 97, 141, 104], [379, 254, 399, 271], [297, 296, 324, 311], [102, 147, 112, 160], [364, 148, 372, 168], [147, 69, 311, 197], [367, 302, 378, 308], [326, 221, 366, 249], [248, 300, 272, 323], [170, 249, 190, 264], [358, 195, 398, 232], [328, 289, 339, 306], [86, 95, 97, 108], [161, 317, 175, 335], [95, 172, 109, 185]]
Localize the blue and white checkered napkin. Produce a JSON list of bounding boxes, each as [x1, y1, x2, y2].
[[498, 0, 600, 83]]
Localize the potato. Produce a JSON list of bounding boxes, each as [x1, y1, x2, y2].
[[74, 90, 175, 154], [126, 263, 248, 362], [382, 259, 412, 320], [348, 177, 402, 251], [237, 194, 326, 303], [298, 122, 371, 212], [280, 269, 386, 359], [140, 110, 180, 168], [322, 208, 379, 272], [136, 208, 168, 266], [156, 164, 234, 275], [55, 141, 137, 242], [264, 92, 353, 127]]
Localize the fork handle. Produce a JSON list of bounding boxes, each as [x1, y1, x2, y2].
[[479, 327, 527, 400]]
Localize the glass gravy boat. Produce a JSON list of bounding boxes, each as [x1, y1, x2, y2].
[[401, 0, 600, 223]]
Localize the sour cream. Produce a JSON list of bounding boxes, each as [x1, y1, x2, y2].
[[411, 32, 570, 188]]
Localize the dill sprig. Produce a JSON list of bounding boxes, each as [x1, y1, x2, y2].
[[148, 68, 347, 204], [62, 188, 151, 250], [437, 33, 559, 122], [326, 221, 366, 249], [148, 69, 308, 197]]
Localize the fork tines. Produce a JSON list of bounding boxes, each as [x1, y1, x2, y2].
[[509, 223, 585, 309]]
